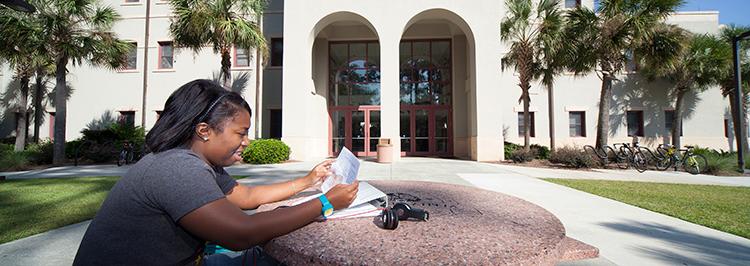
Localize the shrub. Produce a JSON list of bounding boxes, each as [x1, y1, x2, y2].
[[509, 148, 536, 163], [0, 143, 12, 154], [701, 153, 738, 175], [0, 150, 29, 171], [25, 140, 54, 165], [242, 139, 290, 164], [549, 146, 596, 168], [75, 124, 145, 164], [504, 142, 520, 160], [530, 144, 550, 159]]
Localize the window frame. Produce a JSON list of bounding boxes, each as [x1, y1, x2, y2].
[[270, 38, 283, 67], [118, 110, 136, 127], [122, 42, 138, 70], [233, 46, 251, 68], [569, 111, 586, 137], [158, 41, 174, 69], [626, 110, 644, 137], [517, 111, 536, 138]]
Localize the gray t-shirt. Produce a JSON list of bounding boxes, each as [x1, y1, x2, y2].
[[73, 148, 238, 266]]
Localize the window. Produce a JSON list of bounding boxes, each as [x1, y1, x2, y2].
[[122, 42, 137, 70], [664, 110, 683, 136], [270, 109, 282, 139], [48, 112, 55, 141], [270, 38, 283, 66], [725, 119, 730, 138], [158, 41, 174, 69], [234, 47, 250, 67], [518, 112, 535, 138], [564, 0, 581, 8], [627, 110, 644, 137], [569, 111, 586, 137], [119, 111, 135, 127], [125, 0, 139, 3]]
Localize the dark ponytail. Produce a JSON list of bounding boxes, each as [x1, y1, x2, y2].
[[146, 79, 252, 153]]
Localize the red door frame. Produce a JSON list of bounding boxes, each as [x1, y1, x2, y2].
[[328, 105, 381, 157], [400, 104, 453, 157]]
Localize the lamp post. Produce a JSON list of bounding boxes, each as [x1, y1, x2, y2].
[[0, 0, 34, 13], [733, 30, 750, 171]]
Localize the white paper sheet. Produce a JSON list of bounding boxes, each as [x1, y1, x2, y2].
[[321, 147, 360, 193]]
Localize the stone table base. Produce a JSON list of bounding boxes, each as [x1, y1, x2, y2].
[[259, 181, 598, 265]]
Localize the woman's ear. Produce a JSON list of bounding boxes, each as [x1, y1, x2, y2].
[[195, 122, 211, 141]]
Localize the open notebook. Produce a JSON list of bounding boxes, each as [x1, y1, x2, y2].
[[292, 147, 387, 219]]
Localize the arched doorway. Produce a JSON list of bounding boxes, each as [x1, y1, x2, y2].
[[328, 41, 381, 157], [399, 39, 452, 156]]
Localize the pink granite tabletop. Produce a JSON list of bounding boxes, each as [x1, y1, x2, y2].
[[258, 180, 597, 265]]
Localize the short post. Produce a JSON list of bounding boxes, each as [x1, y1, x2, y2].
[[377, 138, 393, 163]]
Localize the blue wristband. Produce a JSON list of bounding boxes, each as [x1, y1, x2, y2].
[[318, 194, 334, 219]]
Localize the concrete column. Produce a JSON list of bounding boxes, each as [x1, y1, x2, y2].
[[379, 31, 402, 161]]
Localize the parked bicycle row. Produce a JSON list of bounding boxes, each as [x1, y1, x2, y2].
[[584, 142, 708, 175]]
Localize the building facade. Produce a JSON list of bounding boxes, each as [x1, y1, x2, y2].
[[0, 0, 739, 162]]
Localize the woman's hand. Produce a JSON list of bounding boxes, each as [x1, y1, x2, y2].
[[303, 159, 334, 190], [324, 181, 359, 210]]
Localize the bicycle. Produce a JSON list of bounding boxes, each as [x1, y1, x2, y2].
[[654, 145, 708, 175], [117, 142, 136, 166], [616, 143, 648, 173]]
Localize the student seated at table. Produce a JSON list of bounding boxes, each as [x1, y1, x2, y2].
[[73, 79, 358, 266]]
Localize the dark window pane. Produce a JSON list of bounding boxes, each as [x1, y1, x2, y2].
[[367, 43, 380, 66], [569, 112, 585, 137], [330, 43, 348, 70], [627, 111, 644, 137], [415, 82, 431, 105], [271, 38, 283, 66], [518, 112, 535, 137], [119, 111, 135, 127], [349, 43, 366, 61], [400, 110, 411, 152], [400, 83, 414, 104], [236, 47, 250, 67], [416, 139, 429, 152], [159, 42, 173, 69], [435, 110, 449, 137], [416, 110, 428, 137], [431, 41, 451, 67], [270, 109, 282, 139], [124, 42, 137, 70], [400, 42, 412, 67]]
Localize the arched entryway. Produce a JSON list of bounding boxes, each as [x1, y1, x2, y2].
[[309, 12, 382, 157], [400, 9, 476, 158]]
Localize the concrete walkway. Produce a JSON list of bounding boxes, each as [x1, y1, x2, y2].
[[1, 158, 749, 265]]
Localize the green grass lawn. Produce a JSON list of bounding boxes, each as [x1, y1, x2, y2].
[[0, 177, 119, 244], [543, 179, 750, 239]]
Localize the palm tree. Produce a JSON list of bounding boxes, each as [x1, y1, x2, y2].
[[35, 0, 131, 164], [641, 32, 731, 148], [718, 24, 750, 153], [501, 0, 564, 150], [169, 0, 268, 88], [564, 0, 683, 148], [0, 6, 46, 151]]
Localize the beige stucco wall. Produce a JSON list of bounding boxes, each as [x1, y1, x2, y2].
[[282, 0, 506, 161]]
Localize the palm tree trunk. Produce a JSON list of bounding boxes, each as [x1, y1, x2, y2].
[[547, 83, 555, 151], [672, 88, 685, 148], [33, 68, 44, 143], [52, 57, 68, 165], [523, 91, 531, 150], [14, 76, 30, 152], [595, 74, 613, 149], [221, 49, 232, 89]]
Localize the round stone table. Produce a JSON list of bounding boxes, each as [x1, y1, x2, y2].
[[258, 181, 598, 265]]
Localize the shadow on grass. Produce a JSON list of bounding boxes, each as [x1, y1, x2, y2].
[[0, 177, 118, 244], [599, 219, 750, 265]]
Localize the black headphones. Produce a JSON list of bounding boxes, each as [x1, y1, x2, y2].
[[380, 203, 429, 230]]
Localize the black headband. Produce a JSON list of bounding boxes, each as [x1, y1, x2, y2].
[[196, 93, 230, 123]]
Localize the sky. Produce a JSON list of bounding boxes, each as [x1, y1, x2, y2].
[[678, 0, 750, 26]]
